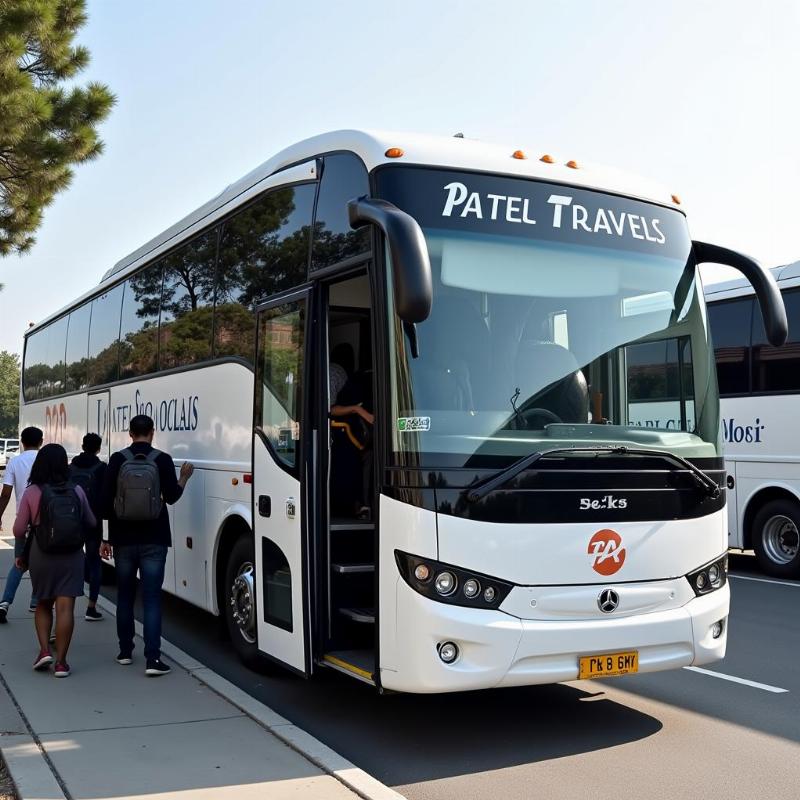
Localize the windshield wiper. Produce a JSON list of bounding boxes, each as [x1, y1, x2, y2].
[[465, 445, 720, 503]]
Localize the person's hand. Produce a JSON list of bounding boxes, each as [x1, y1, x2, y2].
[[180, 462, 195, 482], [358, 408, 375, 425], [99, 541, 113, 560], [14, 557, 26, 571]]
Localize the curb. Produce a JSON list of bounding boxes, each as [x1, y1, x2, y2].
[[0, 734, 67, 800], [94, 595, 404, 800]]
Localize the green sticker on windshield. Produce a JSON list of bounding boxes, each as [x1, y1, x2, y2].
[[397, 416, 431, 433]]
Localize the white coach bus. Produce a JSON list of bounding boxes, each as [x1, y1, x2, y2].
[[19, 131, 787, 692], [705, 263, 800, 578]]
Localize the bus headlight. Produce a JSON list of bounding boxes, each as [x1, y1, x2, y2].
[[435, 571, 457, 596], [395, 550, 513, 609], [686, 554, 728, 596]]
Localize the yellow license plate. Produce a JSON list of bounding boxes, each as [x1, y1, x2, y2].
[[578, 650, 639, 679]]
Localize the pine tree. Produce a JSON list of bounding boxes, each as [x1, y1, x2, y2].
[[0, 0, 114, 255]]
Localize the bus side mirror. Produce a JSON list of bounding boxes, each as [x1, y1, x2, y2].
[[348, 197, 432, 323], [693, 241, 788, 347]]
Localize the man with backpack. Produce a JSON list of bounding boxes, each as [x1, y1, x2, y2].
[[0, 426, 43, 622], [69, 433, 107, 621], [100, 415, 194, 676]]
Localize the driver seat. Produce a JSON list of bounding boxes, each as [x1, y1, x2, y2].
[[514, 341, 589, 424]]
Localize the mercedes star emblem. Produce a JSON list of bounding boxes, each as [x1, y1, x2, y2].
[[597, 588, 620, 613]]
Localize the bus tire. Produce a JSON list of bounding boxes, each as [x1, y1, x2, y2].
[[223, 534, 270, 670], [752, 499, 800, 579]]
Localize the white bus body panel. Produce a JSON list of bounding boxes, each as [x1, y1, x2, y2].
[[720, 394, 800, 549], [19, 361, 255, 614], [379, 495, 728, 693]]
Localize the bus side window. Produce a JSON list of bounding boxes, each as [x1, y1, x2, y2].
[[215, 184, 315, 364], [87, 284, 124, 387], [751, 288, 800, 392], [706, 298, 752, 396], [312, 153, 371, 271]]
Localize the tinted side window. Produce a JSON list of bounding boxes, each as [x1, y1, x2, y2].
[[215, 184, 315, 363], [23, 327, 49, 401], [41, 316, 69, 398], [65, 303, 92, 392], [88, 284, 123, 386], [312, 153, 370, 270], [120, 262, 162, 379], [159, 231, 217, 370], [752, 288, 800, 392], [707, 298, 751, 395]]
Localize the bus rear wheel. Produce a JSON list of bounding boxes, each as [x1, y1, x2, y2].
[[224, 535, 270, 669], [752, 499, 800, 579]]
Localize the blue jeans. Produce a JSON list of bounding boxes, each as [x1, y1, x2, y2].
[[114, 544, 168, 662], [2, 540, 37, 606]]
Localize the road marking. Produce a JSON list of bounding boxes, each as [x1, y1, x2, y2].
[[683, 666, 789, 693], [729, 573, 800, 588]]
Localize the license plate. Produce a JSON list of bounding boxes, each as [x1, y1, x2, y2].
[[578, 650, 639, 679]]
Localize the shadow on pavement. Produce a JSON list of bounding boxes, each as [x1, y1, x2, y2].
[[103, 583, 662, 787]]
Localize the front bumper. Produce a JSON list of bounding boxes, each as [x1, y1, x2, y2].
[[380, 578, 729, 694]]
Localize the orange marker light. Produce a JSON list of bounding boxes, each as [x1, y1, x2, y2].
[[512, 150, 527, 160], [566, 160, 579, 169], [385, 147, 404, 158], [671, 194, 681, 205], [540, 154, 555, 164], [231, 478, 239, 486]]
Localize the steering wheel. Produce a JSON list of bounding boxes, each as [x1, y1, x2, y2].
[[520, 407, 562, 428]]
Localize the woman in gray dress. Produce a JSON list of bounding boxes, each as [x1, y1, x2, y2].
[[14, 444, 96, 677]]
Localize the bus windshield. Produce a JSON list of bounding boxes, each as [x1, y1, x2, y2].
[[376, 167, 720, 468]]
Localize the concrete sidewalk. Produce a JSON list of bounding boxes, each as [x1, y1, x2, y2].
[[0, 539, 365, 800]]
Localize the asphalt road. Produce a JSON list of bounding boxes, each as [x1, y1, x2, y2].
[[97, 552, 800, 800]]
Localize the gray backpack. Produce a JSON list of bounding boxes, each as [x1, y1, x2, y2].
[[114, 448, 162, 521]]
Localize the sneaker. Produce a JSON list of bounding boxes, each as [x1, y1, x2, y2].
[[53, 661, 71, 678], [0, 601, 9, 623], [116, 652, 133, 665], [28, 603, 36, 612], [33, 650, 53, 670], [145, 659, 171, 676], [84, 607, 103, 621], [49, 632, 56, 643]]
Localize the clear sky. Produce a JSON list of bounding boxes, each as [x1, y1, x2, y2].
[[0, 0, 797, 355]]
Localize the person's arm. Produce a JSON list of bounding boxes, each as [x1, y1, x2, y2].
[[101, 454, 121, 520], [159, 453, 193, 505], [75, 486, 97, 529], [331, 404, 375, 425], [0, 484, 12, 529], [13, 488, 34, 568]]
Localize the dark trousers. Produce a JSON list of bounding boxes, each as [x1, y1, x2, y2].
[[84, 537, 102, 603], [114, 544, 168, 661]]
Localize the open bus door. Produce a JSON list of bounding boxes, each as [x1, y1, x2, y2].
[[252, 291, 311, 675]]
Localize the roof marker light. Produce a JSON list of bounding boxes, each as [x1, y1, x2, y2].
[[671, 194, 681, 205], [566, 160, 579, 169], [512, 150, 527, 160], [540, 154, 555, 164], [385, 147, 404, 158]]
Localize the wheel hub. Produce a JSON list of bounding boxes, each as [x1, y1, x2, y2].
[[763, 515, 799, 565], [230, 562, 256, 643]]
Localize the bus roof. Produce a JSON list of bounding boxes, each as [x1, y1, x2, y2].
[[704, 260, 800, 301], [28, 129, 682, 335]]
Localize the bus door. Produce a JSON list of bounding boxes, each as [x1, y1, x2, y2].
[[86, 390, 111, 458], [252, 291, 312, 675]]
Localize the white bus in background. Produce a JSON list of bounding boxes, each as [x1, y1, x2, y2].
[[18, 130, 787, 692], [705, 262, 800, 578]]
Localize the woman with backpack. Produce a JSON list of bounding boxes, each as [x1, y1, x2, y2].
[[13, 443, 96, 678]]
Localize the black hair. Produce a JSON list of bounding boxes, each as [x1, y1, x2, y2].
[[82, 433, 102, 454], [331, 342, 355, 376], [28, 443, 70, 487], [20, 426, 43, 448], [130, 415, 155, 437]]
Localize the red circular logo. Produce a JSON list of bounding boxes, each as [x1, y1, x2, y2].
[[588, 529, 626, 576]]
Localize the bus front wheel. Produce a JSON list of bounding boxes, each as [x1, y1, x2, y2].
[[224, 535, 269, 670], [752, 499, 800, 579]]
